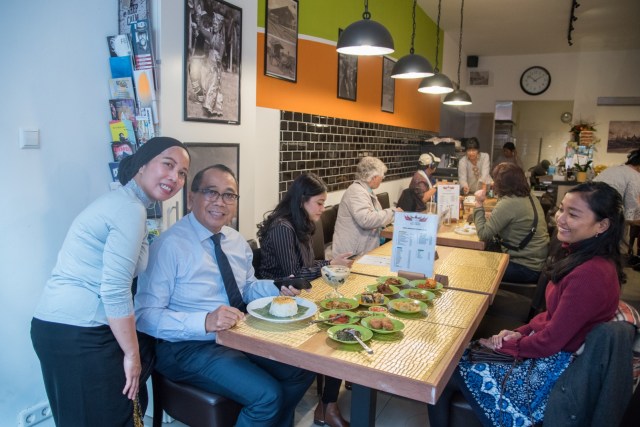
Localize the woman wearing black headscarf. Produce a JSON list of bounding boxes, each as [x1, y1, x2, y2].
[[31, 137, 190, 426]]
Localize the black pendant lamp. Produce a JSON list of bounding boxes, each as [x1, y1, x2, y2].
[[443, 0, 472, 105], [337, 0, 394, 56], [391, 0, 433, 79], [418, 0, 454, 94]]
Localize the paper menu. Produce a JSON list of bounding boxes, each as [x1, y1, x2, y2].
[[437, 184, 460, 221], [390, 212, 438, 277]]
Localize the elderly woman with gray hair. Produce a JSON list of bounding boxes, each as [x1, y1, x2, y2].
[[332, 156, 402, 257]]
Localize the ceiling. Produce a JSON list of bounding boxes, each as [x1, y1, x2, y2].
[[417, 0, 640, 57]]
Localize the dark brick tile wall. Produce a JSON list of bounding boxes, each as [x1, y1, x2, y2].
[[278, 111, 435, 197]]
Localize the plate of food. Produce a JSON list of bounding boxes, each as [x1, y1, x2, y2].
[[365, 283, 399, 296], [398, 288, 435, 302], [355, 292, 389, 306], [454, 223, 477, 236], [327, 324, 373, 344], [356, 309, 386, 317], [361, 316, 405, 334], [408, 278, 444, 291], [375, 276, 409, 287], [247, 296, 317, 323], [318, 297, 359, 310], [388, 298, 428, 315], [316, 310, 360, 325]]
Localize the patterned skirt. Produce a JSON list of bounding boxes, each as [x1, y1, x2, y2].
[[458, 350, 573, 427]]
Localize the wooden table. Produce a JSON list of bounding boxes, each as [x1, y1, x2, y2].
[[381, 222, 486, 251], [350, 242, 508, 303], [217, 272, 490, 427]]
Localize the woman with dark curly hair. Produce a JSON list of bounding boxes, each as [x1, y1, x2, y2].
[[473, 162, 549, 283], [430, 181, 625, 427]]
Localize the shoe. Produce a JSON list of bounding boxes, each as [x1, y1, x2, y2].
[[313, 401, 349, 427], [344, 381, 352, 390]]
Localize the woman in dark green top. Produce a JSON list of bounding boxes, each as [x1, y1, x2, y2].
[[474, 162, 549, 283]]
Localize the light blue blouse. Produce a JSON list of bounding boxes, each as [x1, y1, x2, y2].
[[34, 180, 152, 326]]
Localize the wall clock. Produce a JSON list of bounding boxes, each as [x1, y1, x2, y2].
[[520, 66, 551, 95]]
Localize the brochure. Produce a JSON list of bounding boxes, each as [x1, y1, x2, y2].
[[390, 212, 438, 277]]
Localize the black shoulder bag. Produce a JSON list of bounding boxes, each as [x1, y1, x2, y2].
[[497, 194, 538, 252]]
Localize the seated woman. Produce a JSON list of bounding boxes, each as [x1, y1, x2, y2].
[[474, 162, 549, 283], [429, 181, 625, 427], [398, 153, 440, 212], [257, 172, 352, 427], [332, 156, 402, 257]]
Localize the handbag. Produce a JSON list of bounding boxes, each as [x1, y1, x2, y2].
[[134, 394, 144, 427], [467, 340, 519, 364]]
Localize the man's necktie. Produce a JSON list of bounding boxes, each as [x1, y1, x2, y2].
[[211, 233, 247, 312]]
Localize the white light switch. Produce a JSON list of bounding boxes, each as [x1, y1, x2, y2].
[[20, 128, 40, 149]]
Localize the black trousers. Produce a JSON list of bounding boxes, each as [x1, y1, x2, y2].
[[30, 318, 154, 427]]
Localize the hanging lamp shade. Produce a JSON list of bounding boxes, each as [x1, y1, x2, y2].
[[337, 19, 394, 56], [391, 54, 433, 79], [443, 88, 473, 105], [418, 72, 454, 94], [391, 0, 433, 79]]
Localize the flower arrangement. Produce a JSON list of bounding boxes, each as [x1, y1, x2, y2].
[[573, 160, 592, 172], [567, 121, 600, 148]]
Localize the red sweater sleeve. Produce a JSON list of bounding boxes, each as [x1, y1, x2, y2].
[[499, 257, 619, 358]]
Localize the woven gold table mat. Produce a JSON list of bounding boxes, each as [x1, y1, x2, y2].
[[425, 290, 487, 328], [233, 315, 318, 347], [441, 248, 504, 269], [323, 321, 463, 381], [434, 264, 496, 294]]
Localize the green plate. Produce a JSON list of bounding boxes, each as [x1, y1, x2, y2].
[[408, 279, 444, 291], [388, 298, 428, 314], [375, 276, 409, 287], [365, 283, 399, 296], [355, 293, 389, 306], [361, 316, 405, 334], [398, 288, 435, 301], [327, 324, 373, 344], [318, 298, 359, 310], [356, 308, 387, 317], [318, 310, 360, 325]]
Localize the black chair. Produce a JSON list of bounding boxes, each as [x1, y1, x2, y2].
[[376, 192, 390, 209], [311, 219, 325, 260], [321, 204, 338, 246], [151, 371, 241, 427], [396, 187, 426, 212], [247, 239, 262, 278]]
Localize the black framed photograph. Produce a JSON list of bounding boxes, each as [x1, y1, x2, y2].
[[183, 143, 241, 230], [337, 47, 357, 101], [381, 56, 395, 113], [469, 70, 490, 86], [264, 0, 299, 82], [184, 0, 242, 124]]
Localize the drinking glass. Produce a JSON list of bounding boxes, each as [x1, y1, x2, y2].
[[321, 265, 350, 298]]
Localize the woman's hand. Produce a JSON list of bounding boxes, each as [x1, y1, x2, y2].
[[481, 329, 521, 350], [474, 189, 486, 207], [280, 286, 301, 296], [122, 352, 141, 400], [331, 253, 354, 267]]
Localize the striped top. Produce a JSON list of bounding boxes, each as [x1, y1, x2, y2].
[[258, 218, 329, 281]]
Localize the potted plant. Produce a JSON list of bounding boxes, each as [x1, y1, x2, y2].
[[573, 160, 592, 182]]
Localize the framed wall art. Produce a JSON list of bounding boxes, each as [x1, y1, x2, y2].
[[381, 56, 395, 113], [184, 0, 242, 124], [468, 70, 490, 86], [264, 0, 299, 82], [183, 143, 241, 230], [607, 121, 640, 153]]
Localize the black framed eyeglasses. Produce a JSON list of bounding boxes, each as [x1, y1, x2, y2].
[[196, 188, 239, 204]]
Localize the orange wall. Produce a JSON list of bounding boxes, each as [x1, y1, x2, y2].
[[256, 33, 441, 132]]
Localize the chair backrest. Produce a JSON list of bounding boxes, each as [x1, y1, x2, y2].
[[311, 219, 325, 260], [321, 204, 338, 245], [247, 239, 262, 278], [376, 192, 390, 209], [396, 188, 426, 212]]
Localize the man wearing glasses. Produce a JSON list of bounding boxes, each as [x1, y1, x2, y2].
[[135, 164, 314, 426]]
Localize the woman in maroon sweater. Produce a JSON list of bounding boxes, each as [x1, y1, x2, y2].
[[429, 181, 625, 427]]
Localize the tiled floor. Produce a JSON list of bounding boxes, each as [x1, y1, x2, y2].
[[145, 264, 640, 427]]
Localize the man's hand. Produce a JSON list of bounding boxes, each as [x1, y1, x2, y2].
[[205, 306, 245, 332]]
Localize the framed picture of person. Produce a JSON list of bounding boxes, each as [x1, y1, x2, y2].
[[184, 0, 242, 124], [337, 30, 358, 102], [381, 56, 395, 113], [183, 143, 241, 230], [264, 0, 299, 82]]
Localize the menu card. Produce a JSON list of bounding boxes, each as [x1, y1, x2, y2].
[[390, 212, 438, 277], [437, 183, 460, 222]]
